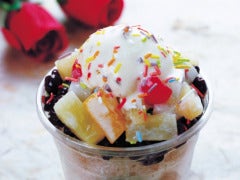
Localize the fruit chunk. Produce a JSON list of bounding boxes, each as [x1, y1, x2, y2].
[[69, 81, 91, 102], [176, 84, 203, 120], [54, 91, 105, 144], [140, 76, 172, 105], [55, 52, 77, 79], [84, 90, 126, 144], [125, 111, 177, 143]]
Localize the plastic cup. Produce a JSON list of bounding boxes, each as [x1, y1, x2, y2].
[[37, 68, 212, 180]]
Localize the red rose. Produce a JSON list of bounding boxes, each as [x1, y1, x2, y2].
[[1, 2, 68, 61], [58, 0, 124, 28]]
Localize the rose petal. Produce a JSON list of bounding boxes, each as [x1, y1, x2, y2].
[[1, 28, 22, 50], [59, 0, 124, 27]]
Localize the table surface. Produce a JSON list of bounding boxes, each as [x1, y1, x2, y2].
[[1, 0, 240, 179]]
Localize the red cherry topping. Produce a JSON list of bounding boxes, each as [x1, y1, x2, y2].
[[140, 76, 172, 105], [72, 60, 82, 79]]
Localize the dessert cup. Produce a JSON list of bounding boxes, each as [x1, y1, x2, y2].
[[37, 68, 212, 180]]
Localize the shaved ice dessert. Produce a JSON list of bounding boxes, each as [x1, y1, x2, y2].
[[37, 25, 212, 179]]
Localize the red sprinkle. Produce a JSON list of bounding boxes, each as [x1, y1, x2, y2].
[[98, 64, 104, 68], [41, 96, 46, 104], [185, 69, 189, 79], [143, 65, 148, 77], [88, 63, 92, 70], [186, 119, 191, 125], [116, 77, 122, 84], [87, 72, 92, 80], [150, 66, 161, 76], [65, 77, 78, 82], [191, 84, 204, 98], [113, 46, 120, 53], [46, 93, 54, 104], [117, 97, 126, 109], [161, 51, 166, 58]]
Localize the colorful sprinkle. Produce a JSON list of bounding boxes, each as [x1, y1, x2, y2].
[[108, 58, 116, 66], [123, 26, 130, 33], [46, 93, 54, 104], [137, 27, 150, 35], [131, 99, 136, 103], [86, 51, 100, 63], [143, 65, 148, 77], [96, 29, 105, 35], [144, 53, 152, 59], [87, 72, 91, 80], [62, 83, 70, 88], [165, 77, 177, 83], [104, 84, 112, 92], [143, 58, 151, 67], [141, 37, 147, 42], [114, 63, 122, 73], [65, 77, 78, 82], [151, 54, 160, 59], [80, 82, 87, 89], [113, 46, 120, 53], [87, 63, 92, 70], [116, 77, 122, 84], [151, 34, 158, 43], [138, 57, 144, 63], [117, 97, 127, 109], [150, 65, 161, 76], [138, 93, 148, 98], [96, 41, 101, 46], [136, 131, 143, 142], [156, 59, 161, 67], [102, 76, 108, 83], [132, 33, 141, 37], [161, 51, 167, 58], [191, 84, 205, 98], [98, 64, 104, 68]]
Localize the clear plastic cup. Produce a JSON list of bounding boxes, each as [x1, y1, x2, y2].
[[37, 68, 212, 180]]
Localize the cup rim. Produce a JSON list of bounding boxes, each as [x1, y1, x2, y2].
[[36, 68, 213, 157]]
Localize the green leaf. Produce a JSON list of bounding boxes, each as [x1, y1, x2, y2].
[[57, 0, 68, 5], [0, 0, 22, 11]]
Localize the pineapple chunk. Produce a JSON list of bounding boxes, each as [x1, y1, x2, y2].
[[84, 90, 126, 144], [126, 112, 177, 143], [176, 88, 203, 120], [54, 91, 105, 144], [178, 82, 192, 100], [55, 52, 77, 79], [124, 108, 146, 125]]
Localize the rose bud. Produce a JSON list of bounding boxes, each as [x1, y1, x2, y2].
[[57, 0, 124, 28], [1, 2, 69, 61]]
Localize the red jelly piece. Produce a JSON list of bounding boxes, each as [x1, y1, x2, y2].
[[140, 76, 172, 105], [72, 60, 82, 79]]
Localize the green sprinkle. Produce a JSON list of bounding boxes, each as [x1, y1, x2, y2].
[[80, 82, 87, 89], [62, 83, 70, 88], [141, 37, 147, 42], [156, 59, 161, 67]]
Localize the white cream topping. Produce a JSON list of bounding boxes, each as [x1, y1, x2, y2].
[[76, 25, 178, 100]]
